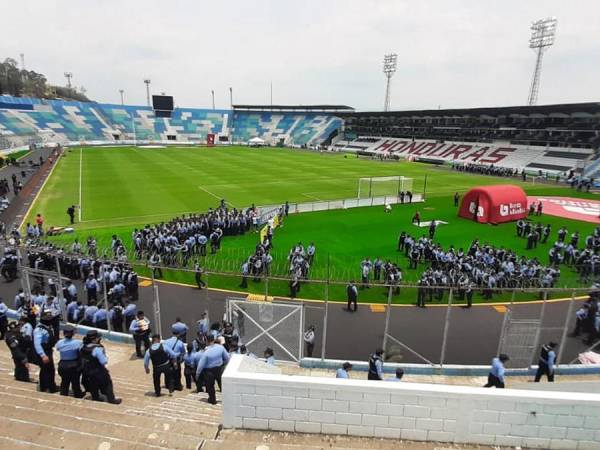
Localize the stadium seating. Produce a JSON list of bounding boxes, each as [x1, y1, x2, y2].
[[232, 111, 342, 146], [0, 95, 341, 148], [333, 137, 595, 174]]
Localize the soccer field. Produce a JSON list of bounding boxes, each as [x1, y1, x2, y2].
[[26, 145, 598, 303]]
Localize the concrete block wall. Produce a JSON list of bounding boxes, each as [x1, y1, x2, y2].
[[223, 355, 600, 450]]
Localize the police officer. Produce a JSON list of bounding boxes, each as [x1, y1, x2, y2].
[[195, 334, 230, 405], [194, 261, 206, 289], [303, 325, 315, 357], [93, 305, 109, 330], [40, 295, 61, 341], [484, 354, 509, 388], [144, 334, 177, 397], [109, 303, 124, 332], [5, 321, 31, 382], [534, 341, 557, 383], [124, 301, 137, 330], [67, 205, 76, 224], [0, 297, 7, 340], [368, 348, 384, 380], [81, 330, 121, 404], [33, 311, 58, 392], [129, 311, 151, 358], [56, 324, 84, 397], [163, 327, 186, 391], [346, 281, 358, 312], [171, 317, 188, 343]]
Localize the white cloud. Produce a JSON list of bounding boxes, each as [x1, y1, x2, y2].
[[4, 0, 599, 110]]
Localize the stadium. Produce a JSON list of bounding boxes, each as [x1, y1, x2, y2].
[[1, 2, 600, 449]]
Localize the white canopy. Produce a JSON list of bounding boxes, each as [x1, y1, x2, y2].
[[248, 137, 265, 145]]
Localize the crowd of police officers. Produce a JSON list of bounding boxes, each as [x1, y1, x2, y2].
[[5, 313, 121, 403]]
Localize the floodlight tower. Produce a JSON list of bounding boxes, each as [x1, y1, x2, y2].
[[119, 89, 125, 105], [144, 79, 151, 106], [527, 17, 557, 106], [382, 53, 397, 111], [64, 72, 73, 89]]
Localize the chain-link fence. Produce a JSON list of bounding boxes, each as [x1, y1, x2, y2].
[[12, 244, 597, 369]]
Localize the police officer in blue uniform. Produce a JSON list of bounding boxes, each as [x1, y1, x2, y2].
[[195, 334, 230, 404], [163, 327, 186, 391], [171, 317, 188, 343], [144, 334, 177, 397], [56, 324, 85, 397], [534, 342, 557, 383], [0, 297, 8, 339], [81, 330, 121, 404], [33, 311, 58, 392], [5, 321, 31, 382], [124, 301, 137, 330], [367, 348, 384, 380]]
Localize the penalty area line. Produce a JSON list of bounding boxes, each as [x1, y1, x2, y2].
[[301, 192, 322, 201], [198, 185, 237, 208]]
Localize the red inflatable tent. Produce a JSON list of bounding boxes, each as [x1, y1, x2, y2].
[[458, 185, 528, 224]]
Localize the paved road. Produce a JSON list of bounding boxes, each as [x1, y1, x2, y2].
[[0, 147, 57, 228], [0, 266, 591, 367]]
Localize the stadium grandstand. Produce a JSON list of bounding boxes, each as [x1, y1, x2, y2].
[[0, 95, 346, 150], [333, 102, 600, 178]]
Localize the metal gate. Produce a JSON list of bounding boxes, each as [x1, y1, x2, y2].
[[497, 309, 541, 368], [226, 297, 304, 362], [21, 265, 70, 321]]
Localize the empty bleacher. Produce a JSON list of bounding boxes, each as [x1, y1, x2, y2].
[[334, 137, 595, 173], [0, 96, 342, 149]]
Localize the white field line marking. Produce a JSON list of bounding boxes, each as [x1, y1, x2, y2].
[[198, 185, 237, 208], [301, 192, 322, 201], [19, 151, 63, 229], [80, 211, 197, 224], [78, 147, 83, 221]]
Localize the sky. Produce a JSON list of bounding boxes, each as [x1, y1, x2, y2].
[[4, 0, 599, 111]]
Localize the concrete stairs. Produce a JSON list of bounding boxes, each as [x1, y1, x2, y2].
[[0, 340, 220, 450], [0, 340, 495, 450]]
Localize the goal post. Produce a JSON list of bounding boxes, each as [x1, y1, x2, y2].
[[357, 176, 413, 199]]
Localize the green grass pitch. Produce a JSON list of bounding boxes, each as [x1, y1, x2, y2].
[[25, 145, 597, 303]]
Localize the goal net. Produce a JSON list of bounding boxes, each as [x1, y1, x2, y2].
[[357, 176, 413, 199]]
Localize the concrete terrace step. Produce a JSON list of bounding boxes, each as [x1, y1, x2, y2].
[[216, 430, 489, 450], [1, 403, 202, 449], [0, 362, 221, 413], [0, 375, 221, 426], [0, 415, 180, 450], [0, 435, 62, 450], [0, 390, 211, 439]]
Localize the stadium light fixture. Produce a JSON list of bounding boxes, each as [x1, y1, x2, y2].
[[229, 87, 233, 109], [527, 17, 557, 106], [211, 90, 215, 110], [382, 53, 397, 112], [119, 89, 124, 105], [144, 79, 151, 107], [64, 72, 73, 89]]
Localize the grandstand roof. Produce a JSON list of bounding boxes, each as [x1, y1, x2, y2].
[[342, 102, 600, 118], [233, 104, 354, 112]]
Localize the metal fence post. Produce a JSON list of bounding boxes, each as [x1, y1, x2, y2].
[[264, 275, 269, 301], [151, 270, 163, 338], [557, 289, 576, 366], [321, 280, 329, 361], [382, 286, 393, 352], [439, 288, 453, 367], [102, 277, 112, 332], [530, 289, 548, 367], [54, 255, 66, 321]]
